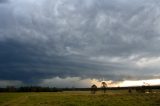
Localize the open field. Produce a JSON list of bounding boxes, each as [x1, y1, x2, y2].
[[0, 90, 160, 106]]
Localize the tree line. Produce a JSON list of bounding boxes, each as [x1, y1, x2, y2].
[[0, 84, 159, 93], [0, 86, 62, 92]]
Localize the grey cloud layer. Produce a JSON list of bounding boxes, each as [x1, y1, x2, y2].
[[0, 0, 8, 3], [0, 0, 160, 86]]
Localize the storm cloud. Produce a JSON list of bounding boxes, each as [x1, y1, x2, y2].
[[0, 0, 160, 87], [0, 0, 8, 3]]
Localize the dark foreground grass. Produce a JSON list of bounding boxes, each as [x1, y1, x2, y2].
[[0, 90, 160, 106]]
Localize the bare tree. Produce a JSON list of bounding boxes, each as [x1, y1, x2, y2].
[[101, 82, 107, 93], [91, 84, 97, 94], [128, 88, 132, 93]]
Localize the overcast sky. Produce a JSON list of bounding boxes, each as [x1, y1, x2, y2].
[[0, 0, 160, 88]]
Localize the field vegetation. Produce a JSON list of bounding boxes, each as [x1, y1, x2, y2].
[[0, 90, 160, 106]]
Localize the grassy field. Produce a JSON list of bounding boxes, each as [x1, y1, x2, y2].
[[0, 90, 160, 106]]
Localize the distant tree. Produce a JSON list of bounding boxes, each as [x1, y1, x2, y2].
[[141, 85, 146, 93], [6, 86, 16, 92], [128, 88, 132, 93], [145, 83, 152, 93], [101, 82, 107, 93], [148, 86, 152, 93], [136, 86, 145, 93], [91, 84, 97, 94]]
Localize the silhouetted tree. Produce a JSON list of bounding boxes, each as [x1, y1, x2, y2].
[[101, 82, 107, 93], [128, 88, 132, 93], [136, 86, 145, 93], [141, 85, 146, 93], [91, 84, 97, 94], [148, 86, 152, 93], [6, 86, 16, 92]]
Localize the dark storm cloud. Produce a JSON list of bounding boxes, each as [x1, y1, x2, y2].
[[0, 39, 129, 82], [0, 0, 160, 87], [0, 0, 8, 3]]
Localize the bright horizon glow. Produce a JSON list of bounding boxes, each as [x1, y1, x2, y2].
[[91, 79, 160, 88], [119, 79, 160, 87]]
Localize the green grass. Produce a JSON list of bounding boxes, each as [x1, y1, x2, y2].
[[0, 90, 160, 106]]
